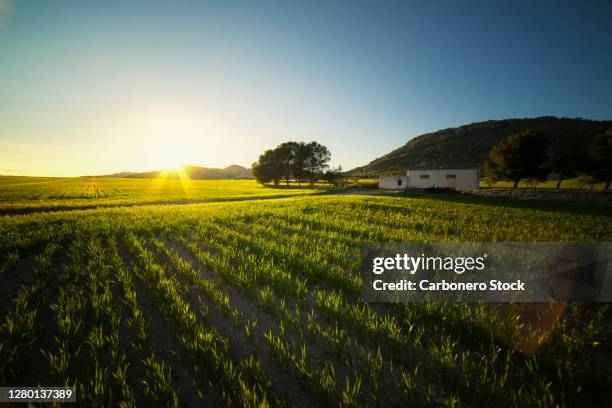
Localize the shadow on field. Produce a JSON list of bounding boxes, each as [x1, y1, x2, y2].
[[403, 192, 612, 217], [262, 184, 330, 190], [0, 191, 332, 216]]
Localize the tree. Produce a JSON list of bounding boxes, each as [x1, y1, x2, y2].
[[589, 128, 612, 190], [321, 166, 343, 186], [546, 132, 589, 189], [303, 142, 331, 185], [573, 175, 597, 190], [275, 142, 299, 186], [482, 160, 499, 187], [485, 130, 548, 188], [525, 177, 546, 189], [292, 142, 310, 186], [252, 149, 281, 185], [483, 176, 496, 188], [253, 140, 333, 187]]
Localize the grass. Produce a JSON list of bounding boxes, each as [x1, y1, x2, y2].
[[0, 177, 318, 211], [1, 177, 611, 406], [481, 176, 608, 190]]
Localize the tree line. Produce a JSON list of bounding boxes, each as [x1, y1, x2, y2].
[[252, 141, 343, 186], [484, 128, 612, 189]]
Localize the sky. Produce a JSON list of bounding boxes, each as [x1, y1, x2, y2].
[[0, 0, 611, 176]]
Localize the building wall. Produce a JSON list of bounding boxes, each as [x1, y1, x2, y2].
[[379, 175, 408, 189], [406, 169, 479, 190]]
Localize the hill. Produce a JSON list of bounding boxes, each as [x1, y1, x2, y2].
[[94, 164, 252, 179], [350, 116, 612, 175]]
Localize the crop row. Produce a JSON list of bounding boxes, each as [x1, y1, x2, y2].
[[0, 194, 610, 406]]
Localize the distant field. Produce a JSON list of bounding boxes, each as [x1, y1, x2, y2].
[[259, 179, 379, 188], [350, 177, 607, 190], [481, 177, 607, 190], [0, 177, 318, 211], [1, 191, 611, 406]]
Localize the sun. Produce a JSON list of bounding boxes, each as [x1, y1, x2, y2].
[[169, 160, 185, 172], [160, 149, 186, 170], [157, 160, 188, 179], [145, 139, 190, 173], [173, 162, 190, 180]]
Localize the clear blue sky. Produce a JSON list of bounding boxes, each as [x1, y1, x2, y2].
[[1, 0, 611, 176]]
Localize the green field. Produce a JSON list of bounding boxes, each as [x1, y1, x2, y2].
[[0, 177, 318, 211], [481, 177, 608, 190], [1, 179, 611, 406]]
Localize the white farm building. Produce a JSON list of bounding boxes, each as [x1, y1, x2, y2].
[[379, 168, 479, 191]]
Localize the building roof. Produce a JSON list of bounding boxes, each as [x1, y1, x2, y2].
[[407, 167, 478, 171]]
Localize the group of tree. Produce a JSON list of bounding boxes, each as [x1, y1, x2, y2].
[[252, 141, 343, 186], [484, 128, 612, 189]]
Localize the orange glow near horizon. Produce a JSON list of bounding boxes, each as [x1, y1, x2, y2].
[[176, 165, 195, 200], [149, 163, 195, 200]]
